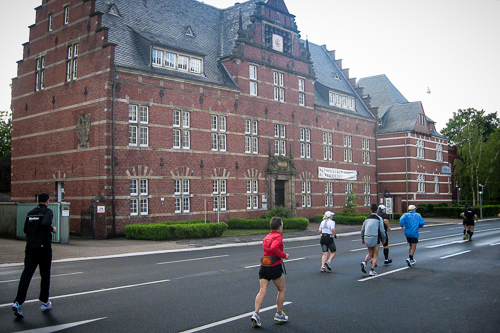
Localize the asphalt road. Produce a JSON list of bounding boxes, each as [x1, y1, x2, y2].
[[1, 220, 500, 333]]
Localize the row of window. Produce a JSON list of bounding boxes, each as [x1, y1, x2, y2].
[[249, 65, 306, 106], [328, 91, 356, 111], [34, 43, 79, 91], [152, 49, 202, 74], [417, 175, 442, 194], [47, 6, 69, 33], [128, 106, 373, 163], [417, 140, 444, 161], [131, 178, 374, 215]]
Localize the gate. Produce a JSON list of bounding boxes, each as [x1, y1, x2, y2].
[[80, 206, 94, 239]]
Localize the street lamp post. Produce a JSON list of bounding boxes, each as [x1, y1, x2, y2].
[[456, 182, 460, 206]]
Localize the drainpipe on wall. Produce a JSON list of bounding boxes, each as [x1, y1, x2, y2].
[[405, 132, 409, 210], [111, 69, 116, 236], [375, 121, 379, 207]]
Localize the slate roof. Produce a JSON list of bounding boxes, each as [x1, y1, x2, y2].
[[357, 74, 408, 119], [308, 42, 374, 119], [358, 74, 445, 137], [96, 0, 264, 88]]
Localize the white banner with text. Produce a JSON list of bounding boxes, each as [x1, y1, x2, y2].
[[318, 167, 357, 180]]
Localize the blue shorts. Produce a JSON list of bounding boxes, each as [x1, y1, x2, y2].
[[406, 237, 419, 244]]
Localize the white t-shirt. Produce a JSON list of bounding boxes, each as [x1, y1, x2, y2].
[[319, 218, 336, 234]]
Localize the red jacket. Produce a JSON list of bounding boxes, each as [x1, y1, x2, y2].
[[262, 230, 287, 266]]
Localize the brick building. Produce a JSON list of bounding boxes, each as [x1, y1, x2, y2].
[[12, 0, 387, 238], [358, 75, 452, 212]]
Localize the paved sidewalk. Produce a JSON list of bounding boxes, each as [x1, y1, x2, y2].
[[0, 218, 460, 265]]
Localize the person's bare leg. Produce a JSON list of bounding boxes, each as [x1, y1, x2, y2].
[[272, 275, 286, 313], [254, 279, 270, 314]]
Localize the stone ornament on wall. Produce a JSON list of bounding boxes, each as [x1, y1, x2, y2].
[[76, 114, 91, 149]]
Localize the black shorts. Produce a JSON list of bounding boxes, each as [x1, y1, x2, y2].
[[259, 264, 283, 281], [320, 234, 336, 252], [383, 234, 389, 246], [465, 220, 475, 226], [406, 237, 419, 244]]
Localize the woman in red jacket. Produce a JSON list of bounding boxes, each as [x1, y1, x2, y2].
[[250, 217, 290, 327]]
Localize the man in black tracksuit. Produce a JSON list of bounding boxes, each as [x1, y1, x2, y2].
[[12, 193, 56, 318]]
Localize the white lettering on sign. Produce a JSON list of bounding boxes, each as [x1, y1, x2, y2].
[[318, 167, 357, 180]]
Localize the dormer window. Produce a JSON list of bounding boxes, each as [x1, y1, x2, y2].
[[328, 91, 356, 111], [109, 5, 120, 16], [151, 48, 203, 75], [185, 26, 195, 37]]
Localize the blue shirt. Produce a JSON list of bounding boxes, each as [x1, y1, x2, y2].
[[399, 211, 425, 239]]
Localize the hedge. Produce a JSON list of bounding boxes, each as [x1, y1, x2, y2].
[[432, 205, 500, 218], [226, 217, 309, 230], [158, 219, 210, 225], [125, 222, 227, 241]]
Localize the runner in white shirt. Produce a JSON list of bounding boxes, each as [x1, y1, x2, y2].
[[318, 211, 337, 272]]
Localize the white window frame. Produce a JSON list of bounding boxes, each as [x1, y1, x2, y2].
[[48, 13, 53, 31], [64, 6, 69, 25], [175, 179, 190, 213], [66, 44, 78, 82]]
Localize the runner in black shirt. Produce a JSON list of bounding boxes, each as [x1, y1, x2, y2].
[[460, 203, 478, 241]]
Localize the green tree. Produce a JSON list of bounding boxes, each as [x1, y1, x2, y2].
[[342, 186, 359, 215], [454, 124, 500, 205], [0, 110, 12, 157], [442, 108, 499, 146]]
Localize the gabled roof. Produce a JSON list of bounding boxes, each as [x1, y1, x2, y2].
[[378, 102, 423, 134], [308, 42, 374, 119]]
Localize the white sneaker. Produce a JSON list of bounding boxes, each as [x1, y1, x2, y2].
[[251, 313, 261, 327], [369, 270, 377, 276], [361, 261, 367, 274]]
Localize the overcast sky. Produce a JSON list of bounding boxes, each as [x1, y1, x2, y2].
[[2, 0, 499, 131]]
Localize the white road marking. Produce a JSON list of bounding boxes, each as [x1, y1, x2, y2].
[[0, 272, 83, 284], [440, 250, 471, 259], [491, 242, 500, 246], [179, 302, 292, 333], [244, 258, 306, 269], [287, 244, 317, 249], [358, 266, 410, 281], [157, 255, 229, 265], [426, 240, 467, 248], [12, 317, 106, 333], [0, 279, 171, 308]]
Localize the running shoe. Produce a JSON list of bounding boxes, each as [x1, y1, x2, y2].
[[251, 313, 261, 327], [12, 302, 23, 318], [320, 266, 326, 272], [410, 259, 416, 266], [406, 258, 412, 267], [384, 259, 393, 265], [325, 261, 332, 271], [274, 311, 288, 322], [369, 270, 377, 276], [41, 301, 52, 311], [361, 261, 367, 274]]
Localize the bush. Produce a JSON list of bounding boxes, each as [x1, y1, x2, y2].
[[261, 206, 294, 219], [125, 222, 227, 240], [159, 219, 210, 225], [226, 217, 308, 230]]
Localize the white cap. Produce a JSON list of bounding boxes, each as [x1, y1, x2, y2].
[[379, 205, 386, 210], [408, 205, 417, 211], [325, 211, 334, 218]]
